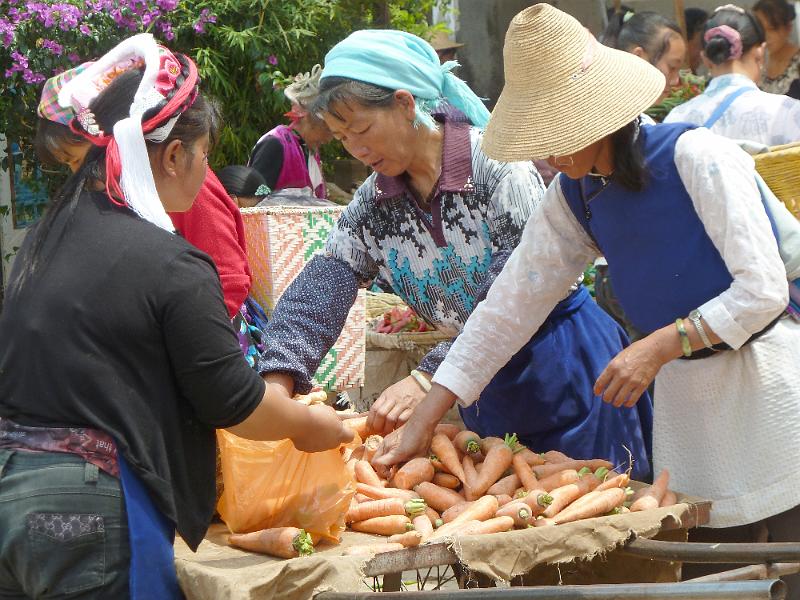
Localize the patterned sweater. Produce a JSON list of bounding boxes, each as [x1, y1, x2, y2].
[[260, 115, 545, 393]]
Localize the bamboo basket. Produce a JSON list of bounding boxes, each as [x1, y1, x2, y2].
[[753, 142, 800, 220]]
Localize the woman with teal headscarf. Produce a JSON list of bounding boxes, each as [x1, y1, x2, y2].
[[259, 30, 653, 478]]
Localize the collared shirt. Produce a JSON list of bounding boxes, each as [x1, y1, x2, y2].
[[665, 73, 800, 146], [258, 113, 545, 391]]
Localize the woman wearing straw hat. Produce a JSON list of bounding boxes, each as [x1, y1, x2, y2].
[[374, 2, 800, 557], [259, 28, 654, 480], [249, 65, 332, 198], [0, 34, 352, 598]]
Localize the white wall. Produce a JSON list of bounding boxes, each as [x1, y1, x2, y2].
[[0, 136, 30, 290]]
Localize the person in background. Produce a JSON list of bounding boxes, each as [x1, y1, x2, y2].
[[602, 10, 687, 103], [685, 7, 710, 74], [375, 6, 800, 594], [666, 4, 800, 146], [35, 63, 252, 323], [218, 165, 272, 208], [0, 34, 353, 598], [248, 65, 332, 199], [259, 29, 653, 480], [429, 30, 464, 64], [753, 0, 800, 97]]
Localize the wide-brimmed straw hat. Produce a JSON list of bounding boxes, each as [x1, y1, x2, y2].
[[483, 3, 665, 161]]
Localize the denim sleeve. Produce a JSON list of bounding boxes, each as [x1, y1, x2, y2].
[[259, 254, 359, 394], [417, 249, 512, 375]]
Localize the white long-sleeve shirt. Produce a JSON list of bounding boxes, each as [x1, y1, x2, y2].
[[434, 128, 788, 406]]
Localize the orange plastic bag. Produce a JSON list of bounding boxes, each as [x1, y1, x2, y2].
[[216, 429, 357, 542]]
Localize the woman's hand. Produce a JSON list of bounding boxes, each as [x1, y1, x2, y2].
[[593, 337, 670, 408], [371, 421, 435, 466], [367, 374, 429, 435], [292, 404, 355, 452]]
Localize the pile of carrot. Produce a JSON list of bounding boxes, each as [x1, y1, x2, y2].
[[227, 418, 680, 559], [337, 420, 680, 555]]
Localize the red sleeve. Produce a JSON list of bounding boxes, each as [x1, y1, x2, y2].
[[168, 167, 251, 318]]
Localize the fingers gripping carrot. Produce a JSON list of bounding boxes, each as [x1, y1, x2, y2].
[[228, 527, 314, 559], [630, 469, 670, 512], [430, 434, 467, 484]]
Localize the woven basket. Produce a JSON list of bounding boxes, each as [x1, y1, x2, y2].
[[365, 291, 452, 354], [753, 142, 800, 220], [241, 205, 365, 391]]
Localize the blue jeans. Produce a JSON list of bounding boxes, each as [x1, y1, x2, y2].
[[0, 450, 130, 598]]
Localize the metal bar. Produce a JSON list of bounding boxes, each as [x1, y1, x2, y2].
[[623, 538, 800, 563], [381, 572, 402, 592], [315, 579, 786, 599], [687, 563, 800, 583]]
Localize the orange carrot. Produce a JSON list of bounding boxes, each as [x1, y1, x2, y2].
[[392, 458, 435, 490], [356, 483, 420, 502], [430, 434, 467, 484], [533, 517, 556, 527], [424, 506, 440, 524], [429, 454, 450, 473], [363, 435, 383, 463], [462, 455, 478, 496], [434, 423, 463, 440], [460, 516, 515, 535], [448, 495, 499, 526], [412, 514, 434, 541], [496, 501, 534, 527], [519, 488, 554, 516], [630, 469, 670, 512], [355, 460, 384, 488], [453, 430, 482, 456], [346, 457, 359, 479], [487, 473, 521, 497], [413, 482, 465, 512], [513, 454, 539, 491], [341, 543, 404, 556], [470, 435, 515, 498], [495, 494, 514, 507], [388, 530, 423, 547], [517, 447, 546, 466], [346, 498, 427, 523], [228, 527, 314, 558], [343, 416, 371, 439], [542, 479, 592, 519], [551, 487, 627, 524], [595, 472, 629, 492], [441, 501, 471, 524], [355, 493, 373, 503], [660, 490, 678, 508], [543, 450, 572, 463], [432, 472, 461, 489], [351, 446, 365, 461], [538, 469, 581, 492], [350, 515, 411, 536], [479, 436, 505, 454], [533, 459, 613, 480]]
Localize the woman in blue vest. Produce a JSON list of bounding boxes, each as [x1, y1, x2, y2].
[[375, 2, 800, 569]]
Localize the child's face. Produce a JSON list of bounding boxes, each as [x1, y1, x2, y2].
[[53, 141, 90, 173]]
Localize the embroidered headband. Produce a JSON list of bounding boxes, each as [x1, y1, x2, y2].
[[704, 24, 744, 60], [58, 33, 200, 233]]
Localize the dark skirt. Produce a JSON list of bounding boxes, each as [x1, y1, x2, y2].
[[459, 285, 653, 481]]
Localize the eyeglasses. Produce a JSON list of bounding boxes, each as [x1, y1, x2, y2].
[[549, 155, 574, 167]]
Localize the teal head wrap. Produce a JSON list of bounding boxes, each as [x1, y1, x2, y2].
[[320, 29, 489, 129]]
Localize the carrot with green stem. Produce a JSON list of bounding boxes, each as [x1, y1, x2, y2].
[[346, 498, 427, 523], [430, 433, 467, 484], [350, 515, 411, 535], [429, 453, 449, 473], [551, 487, 627, 524], [533, 459, 613, 480], [453, 430, 482, 456], [228, 527, 314, 558], [413, 482, 465, 512], [392, 457, 435, 490], [470, 434, 517, 498], [520, 488, 554, 516], [496, 501, 534, 527]]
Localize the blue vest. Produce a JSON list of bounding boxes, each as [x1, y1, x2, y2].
[[560, 123, 733, 334]]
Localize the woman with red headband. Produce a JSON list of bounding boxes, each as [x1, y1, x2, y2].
[[0, 34, 352, 598]]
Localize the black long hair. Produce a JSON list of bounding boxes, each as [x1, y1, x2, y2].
[[611, 119, 648, 192], [218, 165, 267, 197], [704, 7, 766, 65], [753, 0, 796, 28], [602, 11, 682, 65], [13, 57, 218, 292]]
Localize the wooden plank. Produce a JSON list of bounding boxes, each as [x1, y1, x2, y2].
[[363, 542, 457, 577]]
